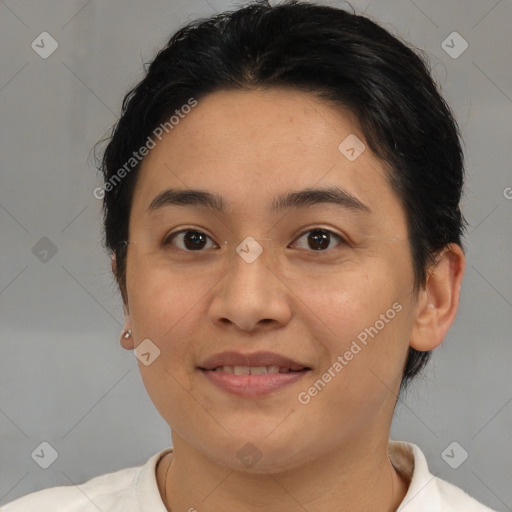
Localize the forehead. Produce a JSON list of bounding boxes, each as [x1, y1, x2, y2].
[[165, 88, 364, 170], [131, 88, 403, 225]]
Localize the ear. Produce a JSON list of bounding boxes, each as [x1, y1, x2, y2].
[[120, 323, 134, 350], [112, 254, 134, 350], [120, 305, 134, 350], [409, 244, 465, 351], [111, 253, 117, 276]]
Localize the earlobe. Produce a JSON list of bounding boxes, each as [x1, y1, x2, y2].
[[120, 327, 134, 350], [113, 253, 134, 350], [409, 244, 465, 352]]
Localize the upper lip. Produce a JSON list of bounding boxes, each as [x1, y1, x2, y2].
[[198, 351, 310, 371]]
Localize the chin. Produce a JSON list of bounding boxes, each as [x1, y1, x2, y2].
[[201, 435, 317, 475]]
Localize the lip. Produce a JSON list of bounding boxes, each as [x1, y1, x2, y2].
[[198, 351, 309, 371], [200, 368, 310, 397], [197, 351, 311, 398]]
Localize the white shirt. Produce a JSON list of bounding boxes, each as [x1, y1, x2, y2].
[[1, 441, 496, 511]]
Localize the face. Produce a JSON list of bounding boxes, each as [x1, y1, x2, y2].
[[122, 88, 419, 472]]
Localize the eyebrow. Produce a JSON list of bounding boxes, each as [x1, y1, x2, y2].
[[148, 186, 371, 214]]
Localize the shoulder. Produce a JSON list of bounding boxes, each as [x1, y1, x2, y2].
[[430, 476, 497, 512], [0, 450, 170, 512], [390, 440, 497, 512]]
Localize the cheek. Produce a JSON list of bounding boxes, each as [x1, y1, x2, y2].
[[296, 305, 410, 442], [126, 251, 208, 338], [299, 255, 412, 400], [125, 255, 206, 400], [125, 257, 209, 434], [302, 255, 408, 344]]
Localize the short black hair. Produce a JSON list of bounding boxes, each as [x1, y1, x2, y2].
[[98, 0, 466, 392]]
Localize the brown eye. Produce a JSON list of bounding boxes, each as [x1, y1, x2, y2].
[[291, 229, 345, 251], [164, 229, 218, 251]]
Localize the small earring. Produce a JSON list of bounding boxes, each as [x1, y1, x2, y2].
[[122, 329, 132, 339]]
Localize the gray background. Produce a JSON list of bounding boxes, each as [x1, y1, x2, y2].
[[0, 0, 510, 509]]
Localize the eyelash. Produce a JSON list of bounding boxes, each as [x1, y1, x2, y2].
[[163, 227, 349, 253]]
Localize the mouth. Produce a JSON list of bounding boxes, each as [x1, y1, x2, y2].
[[198, 350, 310, 372], [197, 351, 311, 397], [206, 365, 307, 375]]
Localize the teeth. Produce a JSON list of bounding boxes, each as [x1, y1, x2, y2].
[[213, 365, 295, 374], [250, 366, 268, 375]]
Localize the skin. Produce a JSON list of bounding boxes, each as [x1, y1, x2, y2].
[[114, 88, 465, 512]]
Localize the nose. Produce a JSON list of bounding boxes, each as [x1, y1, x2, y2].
[[208, 244, 293, 332]]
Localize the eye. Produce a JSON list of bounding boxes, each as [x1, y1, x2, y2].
[[164, 229, 218, 251], [290, 228, 346, 251], [164, 228, 346, 252]]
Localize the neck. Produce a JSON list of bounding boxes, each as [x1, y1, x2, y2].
[[159, 432, 409, 512]]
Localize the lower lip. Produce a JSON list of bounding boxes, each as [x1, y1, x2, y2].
[[199, 369, 309, 397]]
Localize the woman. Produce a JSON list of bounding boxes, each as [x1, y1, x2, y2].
[[3, 1, 497, 510]]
